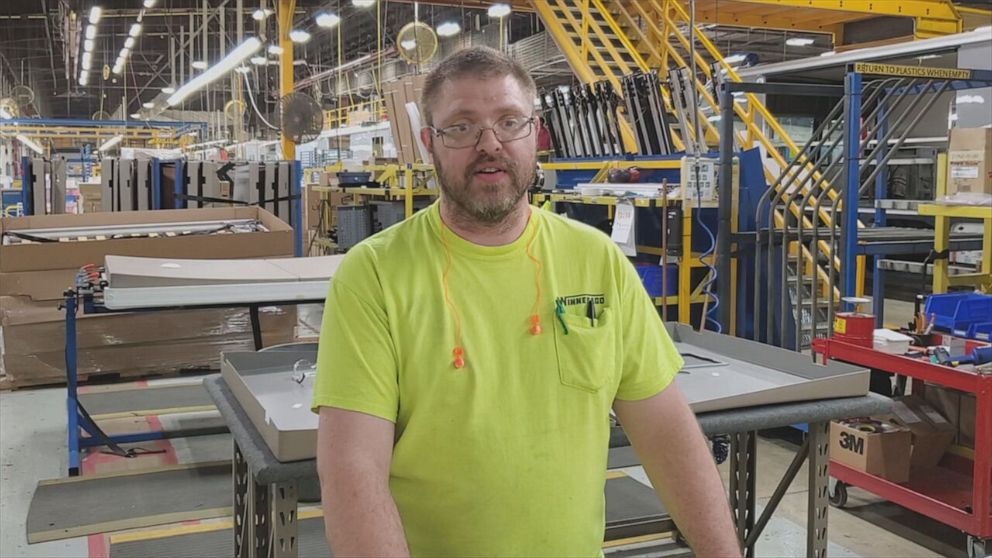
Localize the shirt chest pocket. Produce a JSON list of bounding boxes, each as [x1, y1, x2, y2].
[[553, 307, 617, 393]]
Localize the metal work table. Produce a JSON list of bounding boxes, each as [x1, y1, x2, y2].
[[205, 375, 889, 558]]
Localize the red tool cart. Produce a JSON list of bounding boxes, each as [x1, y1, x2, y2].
[[812, 337, 991, 557]]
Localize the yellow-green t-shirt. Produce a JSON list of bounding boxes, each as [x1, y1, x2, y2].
[[312, 201, 683, 556]]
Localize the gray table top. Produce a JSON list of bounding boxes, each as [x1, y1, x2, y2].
[[203, 375, 892, 485]]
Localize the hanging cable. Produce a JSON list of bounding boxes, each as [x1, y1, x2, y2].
[[246, 71, 279, 130], [695, 164, 722, 334]]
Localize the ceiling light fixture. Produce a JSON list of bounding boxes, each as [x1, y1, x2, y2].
[[268, 44, 283, 55], [235, 66, 251, 74], [162, 86, 176, 94], [143, 102, 155, 109], [129, 23, 142, 37], [143, 0, 157, 7], [250, 55, 268, 65], [84, 39, 94, 51], [125, 37, 135, 49], [352, 0, 375, 7], [17, 135, 44, 155], [316, 13, 340, 28], [400, 39, 417, 50], [289, 29, 311, 43], [82, 52, 93, 70], [79, 71, 90, 85], [88, 6, 102, 24], [85, 25, 96, 40], [99, 134, 124, 152], [436, 21, 461, 37], [167, 37, 262, 106], [192, 60, 208, 70], [487, 4, 511, 18], [785, 37, 815, 47], [252, 8, 273, 20]]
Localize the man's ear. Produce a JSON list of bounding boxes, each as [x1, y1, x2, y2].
[[420, 128, 434, 159]]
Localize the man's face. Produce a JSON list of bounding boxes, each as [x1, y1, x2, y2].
[[421, 74, 538, 224]]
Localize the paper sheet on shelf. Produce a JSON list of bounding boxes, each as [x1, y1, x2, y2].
[[610, 200, 637, 256]]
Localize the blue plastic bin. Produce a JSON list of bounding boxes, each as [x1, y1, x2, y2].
[[636, 263, 679, 298], [925, 292, 992, 336]]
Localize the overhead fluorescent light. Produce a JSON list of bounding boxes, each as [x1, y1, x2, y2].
[[786, 37, 815, 47], [289, 30, 311, 43], [436, 22, 461, 37], [918, 54, 940, 60], [268, 44, 283, 55], [162, 86, 175, 94], [488, 4, 511, 18], [293, 59, 307, 66], [192, 60, 208, 70], [129, 23, 142, 37], [400, 39, 417, 50], [143, 102, 155, 109], [250, 55, 268, 65], [130, 113, 141, 118], [112, 63, 123, 74], [252, 8, 273, 20], [82, 52, 93, 70], [99, 134, 124, 152], [724, 54, 746, 64], [316, 13, 340, 28], [84, 39, 95, 51], [85, 25, 96, 40], [125, 37, 135, 49], [88, 6, 102, 24], [820, 51, 836, 57], [167, 37, 262, 106], [120, 47, 130, 58], [235, 66, 251, 74], [958, 94, 986, 104], [352, 0, 375, 7], [79, 71, 90, 85], [16, 135, 44, 155], [143, 0, 157, 7]]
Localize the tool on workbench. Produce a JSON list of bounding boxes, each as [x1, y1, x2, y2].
[[935, 345, 992, 367]]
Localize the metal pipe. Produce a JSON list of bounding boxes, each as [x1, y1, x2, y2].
[[717, 81, 733, 332]]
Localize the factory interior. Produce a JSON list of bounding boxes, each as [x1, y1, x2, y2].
[[1, 0, 991, 557]]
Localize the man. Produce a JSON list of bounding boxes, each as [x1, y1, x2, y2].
[[313, 46, 740, 557]]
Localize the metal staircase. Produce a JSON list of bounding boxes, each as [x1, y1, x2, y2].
[[532, 0, 851, 348]]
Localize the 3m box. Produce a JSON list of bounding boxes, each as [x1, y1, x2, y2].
[[947, 128, 992, 196], [830, 419, 911, 483]]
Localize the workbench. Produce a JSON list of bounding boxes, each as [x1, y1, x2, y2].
[[205, 375, 889, 558]]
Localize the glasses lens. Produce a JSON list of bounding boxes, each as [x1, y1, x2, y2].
[[440, 117, 533, 148]]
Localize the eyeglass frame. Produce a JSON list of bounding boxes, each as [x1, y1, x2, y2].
[[426, 114, 538, 149]]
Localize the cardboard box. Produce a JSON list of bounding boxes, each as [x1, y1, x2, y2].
[[923, 383, 962, 433], [947, 128, 992, 196], [383, 74, 426, 166], [889, 396, 955, 471], [0, 295, 296, 388], [830, 419, 911, 483], [0, 206, 293, 273], [79, 183, 103, 214]]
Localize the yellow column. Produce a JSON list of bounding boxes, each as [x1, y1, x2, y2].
[[404, 165, 413, 219], [279, 0, 296, 160], [679, 203, 693, 324], [933, 153, 950, 294]]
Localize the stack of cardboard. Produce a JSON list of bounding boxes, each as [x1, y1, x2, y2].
[[923, 383, 977, 449], [0, 207, 298, 388], [382, 75, 427, 165], [78, 182, 102, 214], [888, 396, 955, 474]]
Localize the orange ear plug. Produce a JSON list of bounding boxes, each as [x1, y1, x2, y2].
[[529, 314, 542, 335], [453, 347, 465, 369]]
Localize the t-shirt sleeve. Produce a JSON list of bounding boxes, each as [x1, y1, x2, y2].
[[311, 245, 399, 422], [614, 249, 684, 401]]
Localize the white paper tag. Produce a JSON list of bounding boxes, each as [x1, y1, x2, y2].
[[611, 200, 637, 256], [951, 165, 979, 179]]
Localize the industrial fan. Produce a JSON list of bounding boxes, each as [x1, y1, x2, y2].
[[396, 22, 438, 65], [92, 110, 112, 120], [11, 84, 34, 108], [279, 92, 323, 144]]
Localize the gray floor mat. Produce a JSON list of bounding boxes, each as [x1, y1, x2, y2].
[[27, 462, 232, 543], [608, 446, 640, 469], [106, 476, 666, 556], [80, 384, 212, 416]]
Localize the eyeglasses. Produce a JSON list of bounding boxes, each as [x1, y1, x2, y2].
[[429, 115, 536, 149]]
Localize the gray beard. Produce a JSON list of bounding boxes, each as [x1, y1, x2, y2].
[[434, 153, 535, 225]]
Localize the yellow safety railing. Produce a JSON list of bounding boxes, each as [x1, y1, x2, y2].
[[323, 100, 386, 129]]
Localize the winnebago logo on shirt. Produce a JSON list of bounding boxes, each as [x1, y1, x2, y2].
[[556, 294, 606, 307]]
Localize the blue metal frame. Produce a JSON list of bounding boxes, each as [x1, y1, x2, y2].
[[294, 160, 304, 257], [20, 156, 33, 215], [841, 72, 862, 311], [174, 159, 186, 209], [1, 117, 207, 132], [872, 96, 889, 326]]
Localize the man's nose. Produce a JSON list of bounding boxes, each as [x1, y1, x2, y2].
[[475, 128, 502, 154]]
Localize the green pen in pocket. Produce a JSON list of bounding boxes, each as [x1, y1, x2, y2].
[[555, 300, 569, 335]]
